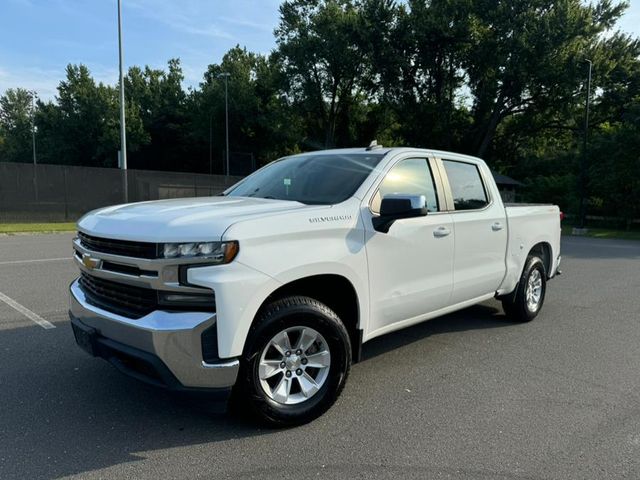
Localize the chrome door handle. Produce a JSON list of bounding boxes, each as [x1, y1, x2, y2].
[[433, 226, 451, 238], [491, 222, 503, 231]]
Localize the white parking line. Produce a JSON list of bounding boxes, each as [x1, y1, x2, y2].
[[0, 291, 56, 329], [0, 257, 71, 266]]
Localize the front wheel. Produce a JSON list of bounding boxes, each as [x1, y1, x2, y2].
[[502, 255, 547, 322], [235, 296, 351, 427]]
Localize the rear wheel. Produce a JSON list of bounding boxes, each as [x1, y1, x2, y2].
[[502, 255, 547, 322], [235, 296, 351, 427]]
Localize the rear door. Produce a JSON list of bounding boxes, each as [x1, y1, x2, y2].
[[438, 158, 508, 304]]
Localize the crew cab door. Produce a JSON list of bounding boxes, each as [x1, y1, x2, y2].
[[363, 156, 454, 337], [437, 158, 508, 303]]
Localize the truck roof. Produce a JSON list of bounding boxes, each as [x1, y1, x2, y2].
[[295, 146, 485, 165]]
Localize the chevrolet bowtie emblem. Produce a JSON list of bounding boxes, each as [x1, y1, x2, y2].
[[82, 253, 102, 270]]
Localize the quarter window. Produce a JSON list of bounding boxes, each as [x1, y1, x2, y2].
[[371, 158, 439, 213], [442, 160, 489, 210]]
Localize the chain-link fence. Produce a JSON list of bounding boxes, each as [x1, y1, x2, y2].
[[0, 162, 244, 223]]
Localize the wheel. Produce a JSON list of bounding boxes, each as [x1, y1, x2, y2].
[[502, 255, 547, 322], [235, 296, 351, 427]]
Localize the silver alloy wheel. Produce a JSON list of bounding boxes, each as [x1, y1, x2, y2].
[[258, 326, 331, 405], [526, 268, 543, 311]]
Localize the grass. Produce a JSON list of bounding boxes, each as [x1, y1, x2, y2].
[[0, 222, 76, 234], [562, 225, 640, 241]]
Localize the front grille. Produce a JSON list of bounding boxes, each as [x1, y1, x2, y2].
[[79, 272, 158, 319], [79, 232, 158, 259], [78, 273, 215, 319]]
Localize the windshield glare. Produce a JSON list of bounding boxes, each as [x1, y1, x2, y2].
[[226, 153, 385, 205]]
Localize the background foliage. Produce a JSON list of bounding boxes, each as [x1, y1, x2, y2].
[[1, 0, 639, 224]]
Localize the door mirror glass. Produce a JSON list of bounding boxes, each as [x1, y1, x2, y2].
[[373, 194, 428, 233]]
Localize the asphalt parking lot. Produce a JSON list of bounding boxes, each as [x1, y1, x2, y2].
[[1, 233, 639, 479]]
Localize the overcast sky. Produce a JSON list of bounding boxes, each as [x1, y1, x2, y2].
[[0, 0, 638, 100]]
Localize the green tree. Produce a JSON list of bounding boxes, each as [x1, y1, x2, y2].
[[588, 99, 640, 227], [0, 88, 35, 163], [125, 59, 186, 170], [36, 64, 146, 167], [276, 0, 368, 147], [463, 0, 629, 158], [191, 46, 302, 173]]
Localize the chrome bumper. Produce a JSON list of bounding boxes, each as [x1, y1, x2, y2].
[[69, 279, 239, 389]]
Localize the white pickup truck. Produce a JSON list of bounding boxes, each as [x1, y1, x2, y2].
[[69, 146, 561, 426]]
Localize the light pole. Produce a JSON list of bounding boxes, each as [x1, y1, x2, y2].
[[578, 59, 592, 230], [209, 113, 213, 175], [217, 72, 231, 176], [30, 90, 38, 201], [117, 0, 128, 201], [30, 90, 37, 165]]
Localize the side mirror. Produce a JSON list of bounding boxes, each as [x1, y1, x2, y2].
[[372, 194, 428, 233]]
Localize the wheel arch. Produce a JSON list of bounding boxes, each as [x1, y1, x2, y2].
[[528, 241, 553, 277], [498, 240, 554, 300], [253, 274, 363, 363]]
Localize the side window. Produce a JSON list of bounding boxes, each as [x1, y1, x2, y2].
[[442, 160, 489, 211], [371, 158, 439, 214]]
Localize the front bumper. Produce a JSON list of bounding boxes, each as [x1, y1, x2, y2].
[[69, 279, 239, 391]]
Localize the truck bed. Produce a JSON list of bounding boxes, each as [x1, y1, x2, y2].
[[499, 203, 562, 294]]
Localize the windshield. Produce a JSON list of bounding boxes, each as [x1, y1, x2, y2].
[[226, 153, 385, 205]]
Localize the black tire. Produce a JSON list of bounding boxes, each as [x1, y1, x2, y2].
[[234, 295, 351, 427], [502, 255, 547, 322]]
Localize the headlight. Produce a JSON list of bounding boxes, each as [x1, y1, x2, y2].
[[161, 241, 239, 263]]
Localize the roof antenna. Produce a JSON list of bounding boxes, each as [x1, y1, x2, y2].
[[366, 140, 382, 151]]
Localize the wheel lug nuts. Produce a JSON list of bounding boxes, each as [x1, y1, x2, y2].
[[296, 349, 302, 355], [296, 368, 302, 376], [280, 362, 286, 369], [285, 351, 291, 357], [285, 370, 292, 378], [301, 358, 308, 365]]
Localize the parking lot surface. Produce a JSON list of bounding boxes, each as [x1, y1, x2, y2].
[[1, 233, 639, 479]]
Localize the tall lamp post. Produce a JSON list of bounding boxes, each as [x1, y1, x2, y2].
[[30, 90, 37, 165], [117, 0, 128, 201], [217, 72, 231, 176], [578, 59, 592, 230], [30, 90, 38, 201], [209, 113, 213, 175]]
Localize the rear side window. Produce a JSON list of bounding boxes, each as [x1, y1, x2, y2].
[[442, 160, 489, 210], [371, 158, 439, 213]]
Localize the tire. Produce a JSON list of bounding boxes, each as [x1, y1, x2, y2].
[[234, 295, 351, 427], [502, 255, 547, 322]]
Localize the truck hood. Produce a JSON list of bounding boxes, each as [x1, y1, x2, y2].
[[77, 196, 308, 242]]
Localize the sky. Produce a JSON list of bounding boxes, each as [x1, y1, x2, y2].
[[0, 0, 282, 99], [0, 0, 639, 101]]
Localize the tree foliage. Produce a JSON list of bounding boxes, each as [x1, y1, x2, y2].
[[0, 0, 638, 223]]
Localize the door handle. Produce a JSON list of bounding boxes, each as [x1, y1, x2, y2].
[[433, 226, 451, 238], [491, 222, 503, 231]]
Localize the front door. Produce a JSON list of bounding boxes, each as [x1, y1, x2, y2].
[[363, 157, 454, 337]]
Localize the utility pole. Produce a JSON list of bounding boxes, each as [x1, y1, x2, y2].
[[578, 59, 592, 231], [217, 72, 231, 176], [117, 0, 128, 202]]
